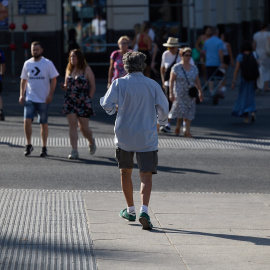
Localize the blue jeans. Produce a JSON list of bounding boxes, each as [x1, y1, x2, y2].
[[24, 100, 49, 124]]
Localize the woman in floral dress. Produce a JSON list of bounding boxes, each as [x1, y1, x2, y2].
[[61, 49, 96, 159], [169, 47, 203, 137]]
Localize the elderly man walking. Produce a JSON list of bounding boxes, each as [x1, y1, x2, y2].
[[100, 51, 168, 230]]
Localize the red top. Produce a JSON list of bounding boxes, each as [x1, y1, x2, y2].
[[138, 34, 148, 50]]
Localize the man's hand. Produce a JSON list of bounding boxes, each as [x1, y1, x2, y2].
[[19, 96, 25, 105], [46, 94, 53, 104]]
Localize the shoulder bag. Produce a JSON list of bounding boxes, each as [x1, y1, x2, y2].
[[180, 65, 199, 98], [181, 65, 200, 104]]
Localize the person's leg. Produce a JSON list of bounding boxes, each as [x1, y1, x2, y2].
[[121, 168, 134, 207], [136, 151, 157, 230], [40, 123, 48, 147], [79, 117, 96, 154], [67, 114, 79, 150], [37, 103, 50, 156], [24, 100, 36, 145], [78, 117, 94, 144], [207, 67, 217, 94], [24, 119, 32, 145], [140, 172, 152, 207], [116, 148, 136, 221], [139, 171, 154, 230], [184, 119, 192, 137], [175, 118, 182, 135]]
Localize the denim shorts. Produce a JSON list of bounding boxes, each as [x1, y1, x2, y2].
[[24, 100, 49, 124], [115, 148, 158, 174]]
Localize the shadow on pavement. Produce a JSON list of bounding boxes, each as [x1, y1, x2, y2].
[[147, 227, 270, 246]]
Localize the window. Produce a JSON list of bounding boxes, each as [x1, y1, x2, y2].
[[63, 0, 107, 53]]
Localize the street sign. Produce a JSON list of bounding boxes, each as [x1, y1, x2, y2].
[[18, 0, 46, 15]]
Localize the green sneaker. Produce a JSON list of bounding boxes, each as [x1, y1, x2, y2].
[[139, 212, 153, 230], [119, 208, 136, 221]]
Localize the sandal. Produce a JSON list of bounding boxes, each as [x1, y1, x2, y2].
[[184, 131, 192, 138], [175, 127, 180, 136]]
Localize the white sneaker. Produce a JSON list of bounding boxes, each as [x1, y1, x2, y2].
[[159, 125, 171, 133], [89, 138, 97, 155], [68, 150, 79, 159]]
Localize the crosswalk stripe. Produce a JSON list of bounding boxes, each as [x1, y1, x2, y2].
[[1, 136, 270, 150]]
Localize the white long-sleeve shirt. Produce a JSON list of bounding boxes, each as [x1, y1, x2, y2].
[[100, 72, 168, 152]]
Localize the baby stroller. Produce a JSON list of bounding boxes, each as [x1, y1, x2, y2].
[[202, 68, 226, 105]]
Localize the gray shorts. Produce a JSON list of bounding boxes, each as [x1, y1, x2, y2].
[[115, 148, 158, 174]]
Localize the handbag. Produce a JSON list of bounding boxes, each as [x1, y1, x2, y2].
[[164, 49, 179, 81], [180, 66, 199, 98]]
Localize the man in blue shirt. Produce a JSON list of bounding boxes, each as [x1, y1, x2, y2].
[[203, 28, 224, 94], [0, 49, 6, 121], [100, 51, 168, 230]]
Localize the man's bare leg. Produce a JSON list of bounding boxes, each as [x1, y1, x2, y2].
[[121, 168, 134, 207], [24, 119, 32, 145], [139, 172, 153, 229], [40, 123, 48, 147], [140, 172, 152, 207]]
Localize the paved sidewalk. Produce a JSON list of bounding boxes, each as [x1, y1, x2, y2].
[[83, 191, 270, 270], [1, 189, 269, 269]]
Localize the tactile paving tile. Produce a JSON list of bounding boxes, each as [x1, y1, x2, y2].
[[1, 136, 270, 150], [0, 190, 96, 270]]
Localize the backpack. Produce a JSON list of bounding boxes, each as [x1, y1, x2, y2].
[[240, 53, 259, 81]]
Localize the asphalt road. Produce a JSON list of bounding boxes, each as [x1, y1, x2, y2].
[[1, 75, 270, 193]]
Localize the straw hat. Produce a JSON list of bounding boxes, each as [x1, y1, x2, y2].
[[163, 37, 181, 47], [182, 47, 192, 53]]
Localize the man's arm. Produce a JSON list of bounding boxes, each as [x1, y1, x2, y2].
[[19, 79, 27, 104], [100, 82, 118, 115], [155, 85, 169, 126], [160, 66, 166, 89], [46, 77, 57, 104], [107, 58, 114, 89]]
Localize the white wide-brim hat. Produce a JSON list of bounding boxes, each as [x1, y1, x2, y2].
[[163, 37, 181, 47]]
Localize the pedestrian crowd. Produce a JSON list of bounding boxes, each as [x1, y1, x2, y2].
[[0, 20, 269, 230]]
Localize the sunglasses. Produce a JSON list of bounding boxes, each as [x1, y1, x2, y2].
[[184, 54, 192, 57]]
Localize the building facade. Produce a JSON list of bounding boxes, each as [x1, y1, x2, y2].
[[0, 0, 269, 76]]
